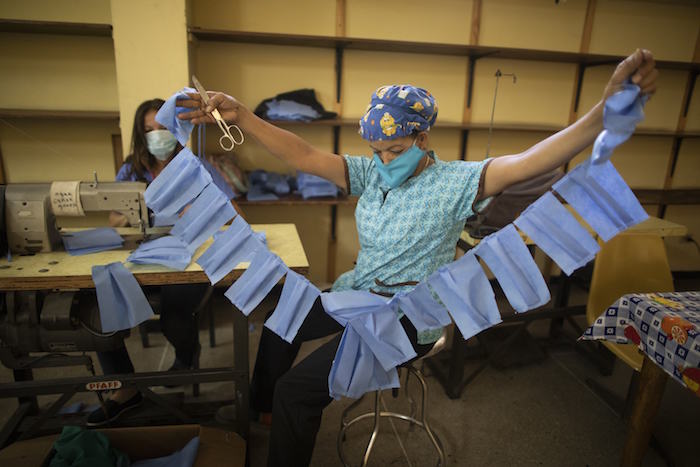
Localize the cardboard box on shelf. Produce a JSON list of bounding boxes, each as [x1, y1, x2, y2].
[[0, 424, 245, 466]]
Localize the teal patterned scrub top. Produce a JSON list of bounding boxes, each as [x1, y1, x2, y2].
[[331, 151, 492, 344]]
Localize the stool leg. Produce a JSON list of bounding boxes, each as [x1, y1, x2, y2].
[[410, 367, 446, 466], [404, 367, 417, 423], [361, 391, 382, 467]]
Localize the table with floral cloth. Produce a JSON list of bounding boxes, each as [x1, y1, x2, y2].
[[581, 291, 700, 467], [581, 291, 700, 396]]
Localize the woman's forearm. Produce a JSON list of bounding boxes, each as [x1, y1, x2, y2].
[[483, 101, 603, 196], [518, 101, 603, 175]]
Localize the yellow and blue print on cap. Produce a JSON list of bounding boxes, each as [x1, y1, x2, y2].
[[359, 85, 438, 141]]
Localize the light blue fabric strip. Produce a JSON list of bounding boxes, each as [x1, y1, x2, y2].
[[427, 253, 502, 340], [349, 307, 417, 371], [152, 212, 181, 227], [62, 228, 123, 256], [132, 436, 200, 467], [264, 270, 321, 343], [474, 224, 551, 313], [195, 216, 265, 285], [155, 87, 196, 146], [320, 290, 391, 327], [92, 262, 154, 332], [393, 282, 451, 333], [514, 191, 600, 276], [143, 148, 212, 218], [590, 83, 646, 166], [224, 248, 287, 316], [127, 235, 192, 271], [322, 289, 415, 397], [553, 159, 648, 242], [171, 184, 237, 253], [328, 325, 400, 400]]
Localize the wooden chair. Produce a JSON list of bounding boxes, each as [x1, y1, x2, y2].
[[586, 233, 674, 373]]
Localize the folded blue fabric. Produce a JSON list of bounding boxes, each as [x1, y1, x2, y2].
[[392, 282, 451, 333], [514, 191, 600, 275], [92, 262, 154, 332], [553, 159, 648, 242], [427, 253, 502, 340], [349, 306, 417, 371], [474, 224, 551, 313], [224, 248, 287, 315], [152, 211, 181, 227], [171, 184, 237, 253], [322, 290, 416, 398], [127, 235, 192, 271], [329, 325, 400, 400], [321, 290, 392, 327], [155, 86, 197, 146], [132, 436, 199, 467], [264, 270, 321, 343], [196, 216, 265, 285], [144, 148, 212, 218], [266, 100, 321, 122], [246, 184, 280, 201], [591, 83, 646, 166], [62, 228, 123, 256], [296, 171, 338, 199]]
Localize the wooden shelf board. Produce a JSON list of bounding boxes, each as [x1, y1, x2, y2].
[[0, 19, 112, 37], [0, 108, 119, 120], [188, 28, 700, 71]]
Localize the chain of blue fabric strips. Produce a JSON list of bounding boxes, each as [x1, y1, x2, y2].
[[111, 82, 648, 399]]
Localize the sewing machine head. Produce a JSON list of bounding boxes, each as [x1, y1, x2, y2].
[[3, 181, 148, 254]]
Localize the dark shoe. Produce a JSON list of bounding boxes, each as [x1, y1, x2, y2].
[[86, 393, 142, 427]]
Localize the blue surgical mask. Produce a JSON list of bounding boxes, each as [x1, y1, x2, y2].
[[373, 143, 426, 189], [145, 129, 177, 160]]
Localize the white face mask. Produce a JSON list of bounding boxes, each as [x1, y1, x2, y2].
[[145, 129, 177, 160]]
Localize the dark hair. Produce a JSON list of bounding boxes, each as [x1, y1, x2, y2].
[[124, 98, 166, 182]]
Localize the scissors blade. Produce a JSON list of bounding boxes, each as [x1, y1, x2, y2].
[[191, 75, 210, 106]]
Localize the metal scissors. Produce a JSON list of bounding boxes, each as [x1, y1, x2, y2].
[[192, 75, 244, 151]]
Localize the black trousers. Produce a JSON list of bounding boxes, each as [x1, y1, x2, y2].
[[97, 284, 208, 375], [250, 297, 435, 467]]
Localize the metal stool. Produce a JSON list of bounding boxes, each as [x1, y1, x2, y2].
[[337, 330, 448, 466]]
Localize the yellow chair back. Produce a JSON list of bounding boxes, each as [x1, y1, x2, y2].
[[586, 234, 674, 371]]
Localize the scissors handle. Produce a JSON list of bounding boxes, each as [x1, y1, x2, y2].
[[216, 119, 245, 152]]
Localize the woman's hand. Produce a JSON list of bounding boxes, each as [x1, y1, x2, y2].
[[177, 91, 248, 125], [602, 49, 658, 101]]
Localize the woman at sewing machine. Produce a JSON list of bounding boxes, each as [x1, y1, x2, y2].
[[87, 99, 210, 426], [179, 49, 658, 466]]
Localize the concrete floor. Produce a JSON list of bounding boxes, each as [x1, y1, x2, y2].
[[1, 279, 699, 467]]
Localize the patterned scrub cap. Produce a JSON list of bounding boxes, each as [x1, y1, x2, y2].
[[359, 85, 438, 141]]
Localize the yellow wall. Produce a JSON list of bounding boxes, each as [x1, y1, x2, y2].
[[589, 0, 699, 62], [480, 0, 587, 51], [471, 59, 576, 126], [110, 0, 190, 153], [0, 118, 118, 183], [1, 0, 699, 281], [189, 0, 335, 35], [346, 0, 473, 44], [0, 0, 111, 23], [0, 33, 118, 111]]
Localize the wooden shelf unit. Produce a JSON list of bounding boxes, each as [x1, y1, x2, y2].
[[0, 19, 112, 37], [188, 28, 699, 72], [0, 108, 119, 120]]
